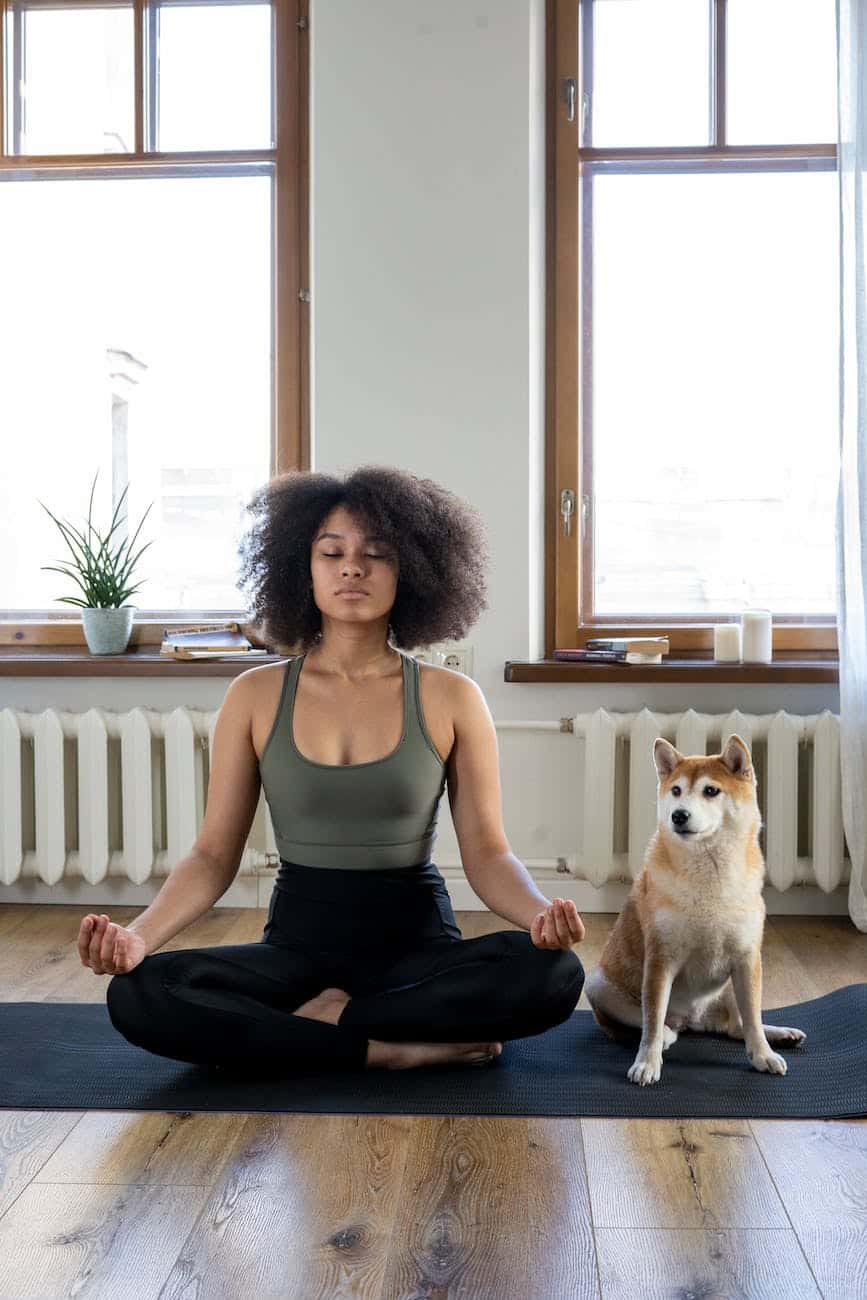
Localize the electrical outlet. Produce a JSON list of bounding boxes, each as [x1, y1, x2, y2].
[[410, 647, 434, 665], [433, 645, 473, 677]]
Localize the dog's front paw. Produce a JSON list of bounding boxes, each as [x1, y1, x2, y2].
[[764, 1025, 806, 1046], [627, 1053, 662, 1086], [749, 1047, 788, 1075]]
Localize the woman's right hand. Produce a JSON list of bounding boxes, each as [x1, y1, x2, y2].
[[78, 913, 147, 976]]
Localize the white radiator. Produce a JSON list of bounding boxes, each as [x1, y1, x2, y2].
[[0, 704, 847, 899], [564, 707, 846, 893], [0, 705, 278, 887]]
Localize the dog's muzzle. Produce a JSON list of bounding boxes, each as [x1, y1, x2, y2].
[[671, 809, 694, 834]]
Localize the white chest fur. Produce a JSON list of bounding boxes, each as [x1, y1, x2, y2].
[[648, 863, 765, 1008]]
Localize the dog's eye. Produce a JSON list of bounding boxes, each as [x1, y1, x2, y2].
[[671, 785, 681, 797], [704, 785, 720, 797]]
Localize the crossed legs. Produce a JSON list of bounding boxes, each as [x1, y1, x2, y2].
[[106, 929, 585, 1073]]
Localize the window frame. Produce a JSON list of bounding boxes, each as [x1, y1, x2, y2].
[[545, 0, 838, 657], [0, 0, 309, 649]]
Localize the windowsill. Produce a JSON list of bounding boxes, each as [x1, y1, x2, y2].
[[0, 645, 284, 676], [0, 646, 841, 684], [504, 653, 840, 684]]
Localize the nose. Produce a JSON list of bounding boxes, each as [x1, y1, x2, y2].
[[671, 809, 690, 827]]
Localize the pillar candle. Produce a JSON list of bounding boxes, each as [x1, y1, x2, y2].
[[741, 609, 773, 663], [713, 623, 742, 662]]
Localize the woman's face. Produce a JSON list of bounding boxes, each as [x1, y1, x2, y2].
[[310, 504, 399, 627]]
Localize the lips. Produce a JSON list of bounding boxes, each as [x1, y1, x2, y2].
[[336, 590, 367, 598]]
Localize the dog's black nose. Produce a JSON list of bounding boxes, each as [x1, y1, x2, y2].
[[671, 809, 690, 827]]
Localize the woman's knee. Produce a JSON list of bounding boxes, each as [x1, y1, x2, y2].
[[105, 959, 166, 1039], [488, 929, 583, 1003], [541, 945, 585, 1001], [105, 970, 136, 1036], [517, 938, 585, 1011]]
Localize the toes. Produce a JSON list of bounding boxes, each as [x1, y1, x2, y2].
[[765, 1025, 807, 1045], [751, 1051, 788, 1075], [627, 1057, 661, 1086]]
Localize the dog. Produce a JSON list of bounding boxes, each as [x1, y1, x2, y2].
[[584, 733, 806, 1086]]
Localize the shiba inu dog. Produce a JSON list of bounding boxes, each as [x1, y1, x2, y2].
[[585, 734, 806, 1086]]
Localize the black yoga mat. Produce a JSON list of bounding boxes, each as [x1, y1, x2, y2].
[[1, 985, 864, 1119]]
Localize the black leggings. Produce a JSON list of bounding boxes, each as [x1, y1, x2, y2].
[[106, 859, 585, 1072]]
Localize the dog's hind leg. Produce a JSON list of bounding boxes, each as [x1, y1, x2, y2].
[[585, 967, 678, 1049], [688, 981, 744, 1036]]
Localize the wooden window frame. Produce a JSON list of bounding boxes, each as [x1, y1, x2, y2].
[[0, 0, 309, 650], [545, 0, 838, 658]]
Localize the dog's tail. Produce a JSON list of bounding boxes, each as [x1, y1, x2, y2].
[[590, 1004, 641, 1045]]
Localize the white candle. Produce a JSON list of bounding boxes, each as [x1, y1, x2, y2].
[[741, 609, 773, 663], [713, 624, 742, 662]]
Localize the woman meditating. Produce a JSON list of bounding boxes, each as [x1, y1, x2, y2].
[[79, 465, 586, 1072]]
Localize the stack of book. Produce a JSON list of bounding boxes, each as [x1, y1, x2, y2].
[[553, 637, 670, 665], [160, 621, 270, 660]]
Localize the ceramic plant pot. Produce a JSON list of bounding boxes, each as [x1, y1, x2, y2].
[[81, 606, 136, 655]]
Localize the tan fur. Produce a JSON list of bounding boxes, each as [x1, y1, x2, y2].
[[584, 734, 807, 1086]]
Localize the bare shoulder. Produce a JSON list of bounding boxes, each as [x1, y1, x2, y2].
[[413, 658, 484, 765], [227, 658, 289, 711], [416, 658, 484, 707], [416, 659, 491, 743], [232, 658, 295, 759], [238, 656, 296, 680]]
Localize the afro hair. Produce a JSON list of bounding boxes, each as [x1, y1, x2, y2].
[[236, 464, 490, 653]]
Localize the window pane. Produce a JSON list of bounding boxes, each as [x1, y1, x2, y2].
[[156, 2, 273, 151], [14, 4, 134, 155], [727, 0, 838, 146], [590, 166, 839, 617], [589, 0, 711, 147], [0, 173, 272, 612]]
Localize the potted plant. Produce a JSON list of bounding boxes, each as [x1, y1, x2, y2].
[[38, 470, 155, 655]]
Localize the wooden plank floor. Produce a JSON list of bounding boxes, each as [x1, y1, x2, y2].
[[0, 903, 865, 1299]]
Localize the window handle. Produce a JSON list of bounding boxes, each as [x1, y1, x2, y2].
[[560, 488, 576, 537], [562, 78, 576, 124]]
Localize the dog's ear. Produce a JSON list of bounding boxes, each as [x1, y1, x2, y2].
[[721, 733, 753, 778], [653, 737, 683, 781]]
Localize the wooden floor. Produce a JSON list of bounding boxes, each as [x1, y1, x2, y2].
[[0, 903, 865, 1299]]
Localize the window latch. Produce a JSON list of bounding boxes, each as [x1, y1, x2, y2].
[[560, 488, 576, 537], [562, 78, 576, 124]]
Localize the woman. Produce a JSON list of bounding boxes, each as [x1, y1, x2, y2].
[[80, 465, 586, 1073]]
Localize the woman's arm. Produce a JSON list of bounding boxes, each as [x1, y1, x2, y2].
[[444, 672, 584, 944]]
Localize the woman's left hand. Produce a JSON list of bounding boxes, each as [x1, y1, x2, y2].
[[530, 897, 585, 950]]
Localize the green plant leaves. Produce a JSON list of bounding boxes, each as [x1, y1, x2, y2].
[[38, 469, 155, 609]]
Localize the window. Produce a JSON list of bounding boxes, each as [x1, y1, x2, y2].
[[547, 0, 839, 654], [0, 0, 308, 641]]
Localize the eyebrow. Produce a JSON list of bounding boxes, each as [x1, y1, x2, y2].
[[315, 532, 389, 544]]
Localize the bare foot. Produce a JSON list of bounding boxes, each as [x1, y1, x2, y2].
[[292, 986, 351, 1025], [291, 988, 504, 1070], [366, 1040, 504, 1070]]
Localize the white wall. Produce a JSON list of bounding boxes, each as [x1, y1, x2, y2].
[[312, 0, 546, 690]]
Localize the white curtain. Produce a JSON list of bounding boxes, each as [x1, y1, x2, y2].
[[837, 0, 867, 930]]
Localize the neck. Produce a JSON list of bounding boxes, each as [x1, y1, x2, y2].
[[307, 628, 397, 680], [655, 820, 761, 876]]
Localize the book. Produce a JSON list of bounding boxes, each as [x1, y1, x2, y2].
[[159, 621, 268, 660], [553, 648, 664, 664], [167, 648, 270, 660], [584, 636, 670, 655]]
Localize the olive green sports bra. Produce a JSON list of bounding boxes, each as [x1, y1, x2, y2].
[[258, 649, 448, 869]]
